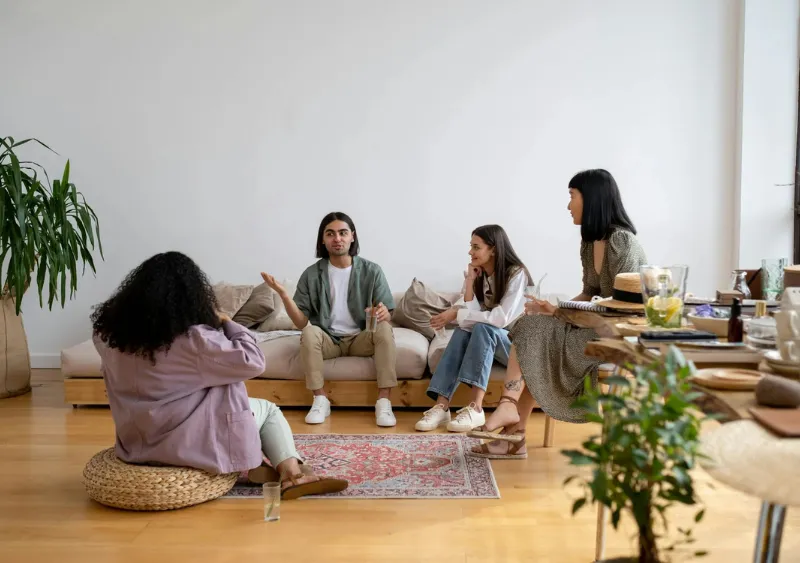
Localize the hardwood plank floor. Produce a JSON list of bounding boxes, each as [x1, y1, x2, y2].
[[0, 370, 796, 562]]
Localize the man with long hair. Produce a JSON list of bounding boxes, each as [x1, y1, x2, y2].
[[261, 212, 397, 427]]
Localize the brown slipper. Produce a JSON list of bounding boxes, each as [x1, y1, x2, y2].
[[467, 396, 522, 442], [467, 434, 527, 459], [280, 468, 349, 500], [246, 463, 280, 484]]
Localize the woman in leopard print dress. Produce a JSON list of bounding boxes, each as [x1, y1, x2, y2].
[[468, 169, 647, 458]]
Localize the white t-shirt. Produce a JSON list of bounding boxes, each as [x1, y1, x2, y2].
[[328, 263, 360, 336]]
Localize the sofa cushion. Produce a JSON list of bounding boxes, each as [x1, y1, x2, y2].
[[61, 327, 429, 382], [213, 283, 254, 318], [232, 283, 275, 328], [392, 279, 455, 340], [62, 338, 103, 378]]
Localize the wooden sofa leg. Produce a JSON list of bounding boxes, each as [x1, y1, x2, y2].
[[543, 415, 555, 448]]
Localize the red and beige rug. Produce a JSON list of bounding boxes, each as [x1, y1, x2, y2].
[[224, 433, 500, 499]]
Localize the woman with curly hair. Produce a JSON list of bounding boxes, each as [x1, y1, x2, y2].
[[91, 251, 347, 499]]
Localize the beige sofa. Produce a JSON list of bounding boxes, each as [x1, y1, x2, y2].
[[61, 290, 511, 408]]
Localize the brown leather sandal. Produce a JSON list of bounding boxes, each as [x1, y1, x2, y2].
[[467, 433, 527, 459], [246, 462, 280, 484], [467, 396, 524, 443], [280, 465, 349, 500]]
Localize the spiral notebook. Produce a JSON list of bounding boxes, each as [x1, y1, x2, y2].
[[557, 299, 609, 313]]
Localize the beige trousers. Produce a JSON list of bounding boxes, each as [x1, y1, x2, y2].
[[300, 323, 397, 391]]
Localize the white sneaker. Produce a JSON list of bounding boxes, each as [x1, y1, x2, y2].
[[415, 404, 452, 431], [305, 395, 331, 424], [375, 398, 396, 427], [446, 403, 485, 432]]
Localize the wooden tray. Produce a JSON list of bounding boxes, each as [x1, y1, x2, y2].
[[749, 407, 800, 437], [691, 368, 764, 391]]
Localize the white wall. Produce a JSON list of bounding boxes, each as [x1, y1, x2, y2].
[[0, 0, 779, 365], [736, 0, 800, 267]]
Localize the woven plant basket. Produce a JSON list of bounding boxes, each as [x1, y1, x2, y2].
[[83, 448, 238, 511], [0, 296, 31, 399]]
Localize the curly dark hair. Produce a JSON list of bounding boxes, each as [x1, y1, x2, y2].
[[91, 251, 221, 363]]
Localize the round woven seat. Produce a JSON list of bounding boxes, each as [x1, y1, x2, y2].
[[83, 448, 238, 511]]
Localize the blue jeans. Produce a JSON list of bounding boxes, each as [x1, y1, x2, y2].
[[426, 324, 511, 401]]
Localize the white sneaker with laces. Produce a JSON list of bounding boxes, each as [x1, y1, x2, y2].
[[305, 395, 331, 424], [446, 402, 485, 432], [375, 398, 396, 427], [415, 404, 452, 431]]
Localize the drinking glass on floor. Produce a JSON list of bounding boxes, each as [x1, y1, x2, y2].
[[263, 482, 281, 522]]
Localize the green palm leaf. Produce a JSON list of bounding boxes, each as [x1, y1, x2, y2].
[[0, 136, 103, 315]]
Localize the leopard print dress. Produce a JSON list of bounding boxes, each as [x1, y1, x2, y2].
[[509, 229, 647, 423]]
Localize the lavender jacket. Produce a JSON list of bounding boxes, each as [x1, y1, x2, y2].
[[93, 320, 266, 474]]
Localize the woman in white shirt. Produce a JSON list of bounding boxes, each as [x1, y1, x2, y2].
[[415, 225, 532, 433]]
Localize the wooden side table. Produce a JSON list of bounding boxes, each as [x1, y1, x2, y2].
[[700, 420, 800, 562]]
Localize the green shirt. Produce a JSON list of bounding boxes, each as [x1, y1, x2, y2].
[[293, 256, 395, 340]]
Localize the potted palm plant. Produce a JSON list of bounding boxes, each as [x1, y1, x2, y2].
[[562, 346, 709, 563], [0, 136, 102, 399]]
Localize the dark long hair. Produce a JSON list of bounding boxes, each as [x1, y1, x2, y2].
[[569, 169, 636, 242], [91, 251, 220, 363], [315, 211, 360, 259], [471, 225, 532, 307]]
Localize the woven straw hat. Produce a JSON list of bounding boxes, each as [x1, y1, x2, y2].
[[600, 272, 645, 311], [83, 448, 238, 511]]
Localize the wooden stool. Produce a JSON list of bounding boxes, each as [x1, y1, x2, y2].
[[540, 363, 626, 563], [541, 363, 618, 448], [701, 420, 800, 562]]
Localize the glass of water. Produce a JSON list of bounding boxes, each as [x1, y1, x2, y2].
[[525, 284, 541, 301], [366, 307, 379, 332], [263, 482, 281, 522]]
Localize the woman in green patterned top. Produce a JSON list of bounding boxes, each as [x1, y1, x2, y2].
[[467, 169, 647, 459]]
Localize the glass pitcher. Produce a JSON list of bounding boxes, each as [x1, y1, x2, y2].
[[640, 265, 689, 328], [729, 271, 752, 300]]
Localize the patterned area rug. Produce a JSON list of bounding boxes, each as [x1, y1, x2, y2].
[[224, 433, 499, 499]]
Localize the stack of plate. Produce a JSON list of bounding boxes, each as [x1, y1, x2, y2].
[[747, 334, 777, 350], [764, 350, 800, 379], [746, 317, 777, 350]]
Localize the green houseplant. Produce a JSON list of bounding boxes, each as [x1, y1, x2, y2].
[[562, 346, 708, 563], [0, 136, 102, 398]]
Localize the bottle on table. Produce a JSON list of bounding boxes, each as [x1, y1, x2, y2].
[[727, 298, 744, 343]]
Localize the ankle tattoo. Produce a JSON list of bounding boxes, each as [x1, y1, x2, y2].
[[504, 379, 523, 392]]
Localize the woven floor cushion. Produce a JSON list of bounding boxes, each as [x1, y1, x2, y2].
[[83, 448, 238, 511]]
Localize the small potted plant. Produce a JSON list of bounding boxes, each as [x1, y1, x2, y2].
[[562, 346, 708, 563]]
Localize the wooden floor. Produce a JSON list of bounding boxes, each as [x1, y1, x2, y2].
[[0, 371, 797, 562]]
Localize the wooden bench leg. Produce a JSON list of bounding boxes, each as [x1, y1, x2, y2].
[[543, 415, 555, 448], [595, 502, 607, 562]]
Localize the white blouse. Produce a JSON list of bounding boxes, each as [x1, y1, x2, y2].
[[454, 268, 528, 331]]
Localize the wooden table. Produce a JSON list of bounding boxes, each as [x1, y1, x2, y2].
[[583, 337, 759, 422], [582, 332, 791, 562]]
